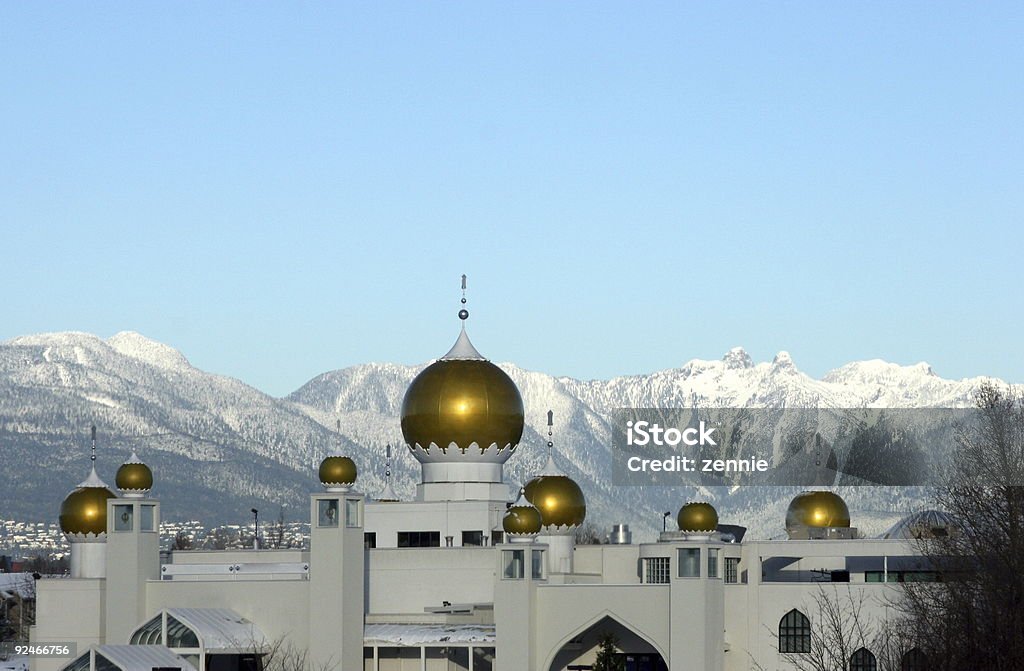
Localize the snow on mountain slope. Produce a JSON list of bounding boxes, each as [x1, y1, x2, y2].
[[1, 332, 1018, 539]]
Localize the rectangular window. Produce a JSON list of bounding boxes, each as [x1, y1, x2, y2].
[[678, 548, 701, 578], [317, 499, 339, 527], [644, 556, 671, 584], [708, 548, 719, 578], [503, 550, 525, 579], [725, 557, 740, 584], [397, 531, 440, 547], [364, 532, 377, 549], [113, 504, 134, 532], [472, 647, 495, 671], [462, 530, 484, 546], [345, 498, 362, 528], [531, 550, 545, 579], [140, 504, 156, 532]]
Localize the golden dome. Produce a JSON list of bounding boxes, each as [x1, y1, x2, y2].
[[115, 452, 153, 493], [59, 467, 116, 536], [503, 491, 543, 536], [786, 490, 851, 533], [401, 329, 524, 456], [524, 459, 587, 529], [319, 456, 357, 487], [678, 502, 718, 532]]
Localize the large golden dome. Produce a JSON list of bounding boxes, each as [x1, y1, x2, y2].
[[524, 458, 587, 529], [60, 467, 117, 536], [401, 328, 524, 459], [678, 502, 718, 532], [115, 452, 153, 495], [786, 490, 850, 533]]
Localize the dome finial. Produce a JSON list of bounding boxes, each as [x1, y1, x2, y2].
[[458, 273, 469, 321], [90, 424, 97, 463]]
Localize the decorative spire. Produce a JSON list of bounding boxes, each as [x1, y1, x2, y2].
[[441, 274, 485, 360], [540, 410, 562, 475], [80, 424, 109, 488], [336, 419, 342, 452], [377, 443, 400, 502]]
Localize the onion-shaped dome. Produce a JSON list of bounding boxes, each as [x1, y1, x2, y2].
[[785, 490, 851, 535], [524, 456, 587, 530], [319, 456, 357, 491], [880, 509, 960, 540], [678, 502, 718, 533], [503, 489, 543, 537], [115, 451, 153, 497], [401, 327, 524, 463], [60, 466, 117, 537]]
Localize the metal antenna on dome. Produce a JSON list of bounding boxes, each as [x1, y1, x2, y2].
[[90, 425, 97, 463], [547, 410, 554, 461], [459, 274, 469, 322], [385, 443, 392, 483]]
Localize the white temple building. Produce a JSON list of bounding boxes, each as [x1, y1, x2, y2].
[[29, 293, 940, 671]]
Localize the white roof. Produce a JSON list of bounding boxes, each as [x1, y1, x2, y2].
[[94, 646, 197, 671], [363, 624, 496, 645], [167, 608, 268, 651], [440, 327, 485, 361]]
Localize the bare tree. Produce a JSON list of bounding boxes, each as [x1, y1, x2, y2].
[[896, 382, 1024, 670], [574, 522, 606, 545]]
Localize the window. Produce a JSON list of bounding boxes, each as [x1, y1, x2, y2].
[[503, 550, 525, 579], [114, 504, 134, 532], [462, 530, 484, 546], [397, 531, 440, 547], [130, 614, 162, 645], [531, 550, 545, 579], [345, 498, 362, 527], [166, 614, 200, 648], [779, 609, 811, 653], [707, 548, 719, 578], [140, 504, 156, 531], [644, 557, 671, 584], [678, 548, 701, 577], [62, 652, 90, 671], [725, 557, 740, 584], [851, 648, 877, 671], [472, 647, 495, 671], [317, 499, 339, 527], [364, 532, 376, 549], [901, 649, 928, 671], [94, 654, 118, 671]]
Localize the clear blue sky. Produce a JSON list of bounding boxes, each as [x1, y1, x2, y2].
[[2, 3, 1022, 396]]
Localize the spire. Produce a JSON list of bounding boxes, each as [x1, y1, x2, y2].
[[377, 443, 400, 502], [79, 425, 110, 488], [441, 273, 485, 360], [540, 410, 563, 476]]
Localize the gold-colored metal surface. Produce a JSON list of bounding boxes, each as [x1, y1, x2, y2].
[[503, 504, 543, 535], [319, 456, 357, 485], [59, 486, 117, 535], [401, 359, 524, 451], [677, 502, 719, 532], [116, 462, 153, 491], [785, 490, 851, 531], [524, 475, 587, 528]]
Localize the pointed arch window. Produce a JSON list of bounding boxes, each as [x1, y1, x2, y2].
[[901, 648, 928, 671], [779, 609, 810, 653], [851, 647, 877, 671]]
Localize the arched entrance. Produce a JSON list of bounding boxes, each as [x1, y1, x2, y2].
[[547, 615, 667, 671]]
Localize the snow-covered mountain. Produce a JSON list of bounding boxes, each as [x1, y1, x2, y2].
[[0, 332, 1013, 540]]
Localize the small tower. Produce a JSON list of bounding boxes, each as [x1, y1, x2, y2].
[[59, 425, 116, 579], [105, 449, 160, 643], [524, 411, 586, 574], [308, 425, 364, 670]]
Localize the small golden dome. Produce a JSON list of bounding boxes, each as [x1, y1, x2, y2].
[[401, 329, 524, 456], [59, 467, 116, 536], [116, 452, 153, 493], [678, 502, 718, 532], [319, 456, 357, 487], [524, 459, 586, 529], [786, 490, 851, 533], [503, 491, 543, 536]]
